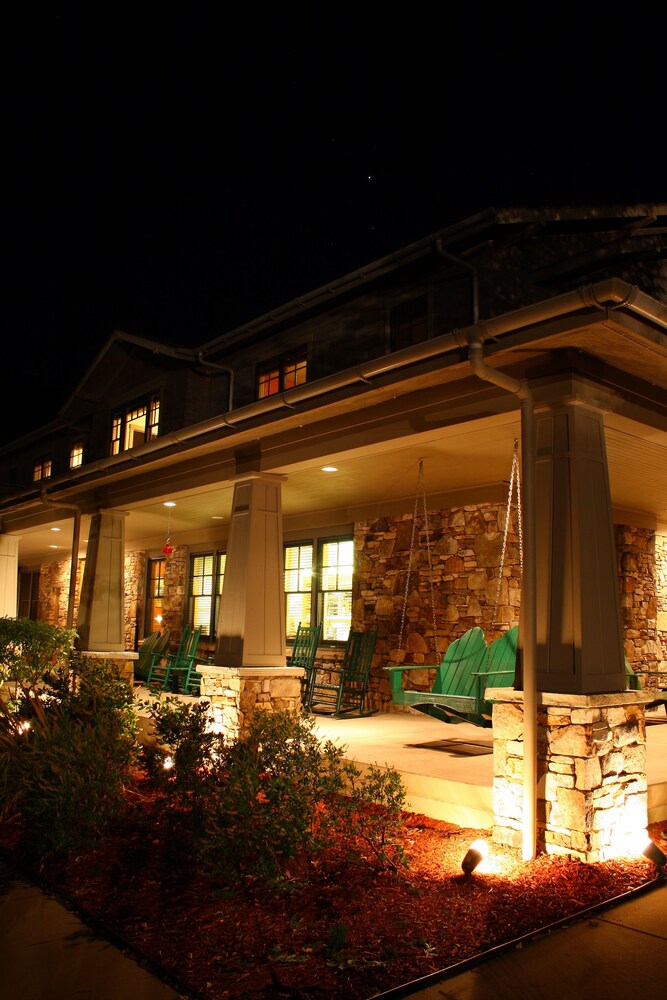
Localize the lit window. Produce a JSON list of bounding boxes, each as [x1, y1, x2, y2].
[[284, 543, 313, 637], [257, 350, 307, 399], [110, 393, 160, 455], [284, 536, 353, 642], [189, 552, 226, 638], [390, 295, 428, 351], [146, 558, 165, 631], [70, 443, 84, 469], [318, 538, 354, 641], [32, 458, 52, 482]]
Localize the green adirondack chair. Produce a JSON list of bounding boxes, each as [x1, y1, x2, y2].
[[147, 624, 202, 692], [288, 622, 323, 704], [385, 625, 518, 728], [162, 625, 204, 694], [308, 628, 378, 717], [134, 629, 171, 683]]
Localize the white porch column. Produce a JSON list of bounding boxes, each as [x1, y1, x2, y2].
[[0, 535, 19, 618], [214, 473, 286, 668], [75, 509, 127, 651]]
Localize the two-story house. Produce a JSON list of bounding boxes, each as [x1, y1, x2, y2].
[[0, 203, 666, 715]]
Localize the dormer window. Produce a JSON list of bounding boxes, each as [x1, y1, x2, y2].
[[70, 442, 84, 469], [110, 394, 160, 455], [257, 350, 307, 399], [33, 457, 52, 482]]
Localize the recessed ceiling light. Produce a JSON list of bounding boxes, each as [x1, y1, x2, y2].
[[322, 466, 338, 472], [212, 515, 224, 520], [51, 527, 61, 532], [49, 544, 58, 549], [164, 501, 176, 507]]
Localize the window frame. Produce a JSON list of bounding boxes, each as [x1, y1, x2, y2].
[[110, 392, 160, 456], [187, 550, 227, 639], [284, 531, 354, 644], [256, 347, 308, 400], [69, 441, 84, 469], [145, 557, 166, 635], [32, 457, 53, 482]]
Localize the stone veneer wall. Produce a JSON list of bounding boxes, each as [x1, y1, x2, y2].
[[353, 503, 522, 713], [124, 550, 146, 650], [37, 557, 84, 628], [492, 690, 650, 862], [30, 520, 667, 700], [616, 525, 666, 687]]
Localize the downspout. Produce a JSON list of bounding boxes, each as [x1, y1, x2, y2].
[[468, 333, 537, 862], [39, 486, 82, 632]]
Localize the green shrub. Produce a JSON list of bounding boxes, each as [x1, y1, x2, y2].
[[145, 704, 408, 881], [0, 616, 77, 718], [0, 644, 139, 856], [141, 696, 224, 827]]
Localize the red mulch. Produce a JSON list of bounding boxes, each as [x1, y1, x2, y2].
[[1, 785, 665, 1000]]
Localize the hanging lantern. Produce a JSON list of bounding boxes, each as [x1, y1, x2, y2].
[[162, 501, 175, 554]]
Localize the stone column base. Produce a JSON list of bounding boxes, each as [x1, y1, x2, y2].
[[198, 665, 305, 739], [489, 686, 655, 863]]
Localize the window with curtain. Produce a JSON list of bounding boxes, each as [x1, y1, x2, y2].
[[284, 535, 353, 641], [189, 551, 226, 638]]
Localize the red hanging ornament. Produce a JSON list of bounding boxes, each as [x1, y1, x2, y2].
[[162, 502, 174, 555]]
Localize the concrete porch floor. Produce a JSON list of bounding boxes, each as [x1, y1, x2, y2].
[[310, 706, 667, 829]]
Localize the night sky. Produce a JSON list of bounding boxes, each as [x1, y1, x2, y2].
[[2, 10, 664, 445]]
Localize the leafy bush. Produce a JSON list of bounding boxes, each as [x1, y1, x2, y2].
[[0, 630, 139, 856], [144, 703, 408, 881], [0, 616, 77, 717], [140, 696, 224, 826]]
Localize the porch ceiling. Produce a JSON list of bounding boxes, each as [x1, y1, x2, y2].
[[14, 406, 667, 567]]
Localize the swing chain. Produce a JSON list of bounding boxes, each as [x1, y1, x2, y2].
[[398, 458, 440, 660], [491, 438, 522, 635]]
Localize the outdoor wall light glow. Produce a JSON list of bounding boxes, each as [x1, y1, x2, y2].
[[461, 838, 488, 874], [643, 839, 667, 871]]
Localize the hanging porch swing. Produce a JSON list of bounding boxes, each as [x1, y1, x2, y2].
[[386, 442, 522, 728]]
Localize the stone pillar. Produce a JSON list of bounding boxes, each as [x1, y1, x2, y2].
[[491, 687, 654, 862], [214, 473, 287, 668], [76, 509, 128, 651], [0, 535, 19, 618], [198, 664, 304, 739], [527, 393, 625, 694]]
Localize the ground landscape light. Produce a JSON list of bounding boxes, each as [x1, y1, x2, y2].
[[643, 839, 667, 871], [461, 838, 488, 875]]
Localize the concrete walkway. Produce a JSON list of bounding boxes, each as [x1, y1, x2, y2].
[[0, 860, 189, 1000]]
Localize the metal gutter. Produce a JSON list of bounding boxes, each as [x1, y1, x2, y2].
[[0, 278, 665, 518]]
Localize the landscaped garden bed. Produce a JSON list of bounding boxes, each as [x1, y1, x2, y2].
[[1, 617, 665, 999]]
